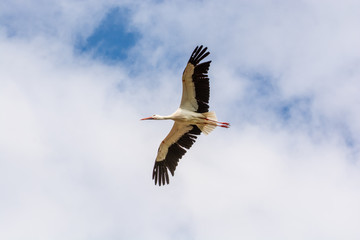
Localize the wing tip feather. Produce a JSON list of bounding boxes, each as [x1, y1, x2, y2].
[[153, 161, 170, 186], [188, 45, 210, 66]]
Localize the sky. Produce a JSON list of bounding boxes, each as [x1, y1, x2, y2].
[[1, 0, 360, 239]]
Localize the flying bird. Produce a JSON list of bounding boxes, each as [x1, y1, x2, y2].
[[141, 45, 230, 186]]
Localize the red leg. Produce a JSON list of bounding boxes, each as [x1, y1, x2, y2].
[[205, 118, 231, 126]]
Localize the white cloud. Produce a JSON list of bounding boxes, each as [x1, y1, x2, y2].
[[1, 0, 360, 239]]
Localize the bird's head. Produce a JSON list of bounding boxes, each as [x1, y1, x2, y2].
[[140, 114, 162, 120]]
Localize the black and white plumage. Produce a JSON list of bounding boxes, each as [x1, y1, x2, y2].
[[141, 46, 230, 186]]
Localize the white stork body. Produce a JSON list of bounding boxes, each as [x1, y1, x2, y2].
[[141, 45, 230, 186]]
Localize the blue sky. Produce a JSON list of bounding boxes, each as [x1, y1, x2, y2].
[[76, 7, 140, 62], [1, 1, 360, 239]]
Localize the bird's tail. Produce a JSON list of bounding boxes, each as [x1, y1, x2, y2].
[[198, 111, 217, 135]]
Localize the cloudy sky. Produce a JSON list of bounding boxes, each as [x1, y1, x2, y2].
[[1, 0, 360, 239]]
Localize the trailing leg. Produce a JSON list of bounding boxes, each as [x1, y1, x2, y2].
[[205, 118, 230, 127]]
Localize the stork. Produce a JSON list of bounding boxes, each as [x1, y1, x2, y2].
[[141, 45, 230, 186]]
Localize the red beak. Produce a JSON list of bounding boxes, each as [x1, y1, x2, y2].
[[140, 116, 154, 120]]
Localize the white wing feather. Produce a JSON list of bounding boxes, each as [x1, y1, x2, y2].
[[180, 63, 198, 111], [156, 122, 193, 162]]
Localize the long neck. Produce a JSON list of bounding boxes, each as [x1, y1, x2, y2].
[[157, 115, 173, 120]]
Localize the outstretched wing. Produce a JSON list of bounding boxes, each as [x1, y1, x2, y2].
[[180, 45, 211, 113], [152, 123, 202, 186]]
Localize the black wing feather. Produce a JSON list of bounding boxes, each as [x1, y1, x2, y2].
[[152, 125, 201, 186], [188, 45, 210, 65], [188, 45, 211, 113]]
